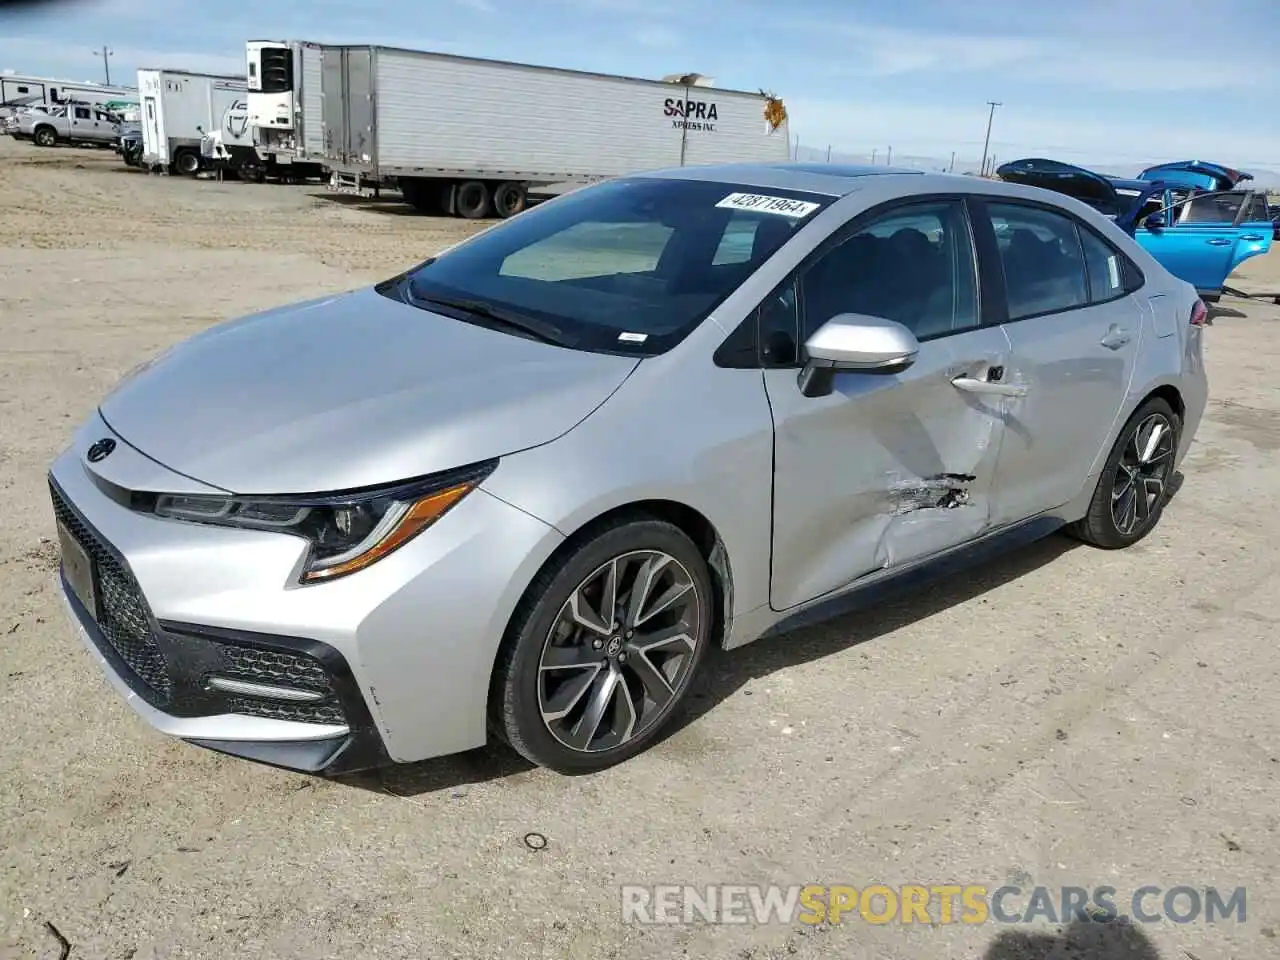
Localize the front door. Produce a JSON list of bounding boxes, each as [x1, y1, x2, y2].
[[765, 197, 1012, 611], [977, 200, 1143, 525], [1137, 190, 1271, 294]]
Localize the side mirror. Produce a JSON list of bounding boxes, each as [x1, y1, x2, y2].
[[1143, 213, 1166, 230], [798, 313, 919, 398]]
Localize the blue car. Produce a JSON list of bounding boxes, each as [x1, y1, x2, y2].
[[998, 158, 1273, 300]]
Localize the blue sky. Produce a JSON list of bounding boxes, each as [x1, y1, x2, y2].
[[2, 0, 1279, 179]]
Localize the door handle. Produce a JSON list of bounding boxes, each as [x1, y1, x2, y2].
[[1100, 326, 1132, 349], [1205, 238, 1232, 246], [951, 376, 1027, 398], [1240, 234, 1264, 242]]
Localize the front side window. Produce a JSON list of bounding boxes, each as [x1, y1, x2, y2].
[[398, 177, 833, 355], [800, 200, 979, 342], [988, 203, 1088, 320], [1176, 191, 1247, 224], [74, 106, 90, 119]]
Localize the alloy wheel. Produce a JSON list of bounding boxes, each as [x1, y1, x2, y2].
[[537, 550, 702, 753], [1111, 412, 1174, 535]]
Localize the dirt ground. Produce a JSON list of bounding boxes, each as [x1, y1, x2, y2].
[[2, 137, 1279, 960]]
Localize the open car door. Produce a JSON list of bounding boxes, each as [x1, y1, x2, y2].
[[1138, 190, 1273, 297]]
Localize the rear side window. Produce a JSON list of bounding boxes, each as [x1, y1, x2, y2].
[[1077, 227, 1140, 303], [74, 106, 90, 119], [1244, 194, 1270, 223], [988, 203, 1087, 320]]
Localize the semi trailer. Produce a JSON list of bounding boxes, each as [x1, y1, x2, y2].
[[246, 41, 791, 218], [245, 40, 329, 182]]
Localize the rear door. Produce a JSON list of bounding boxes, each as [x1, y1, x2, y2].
[[976, 199, 1144, 525], [764, 196, 1013, 610]]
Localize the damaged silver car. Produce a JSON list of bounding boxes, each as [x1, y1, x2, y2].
[[50, 162, 1207, 776]]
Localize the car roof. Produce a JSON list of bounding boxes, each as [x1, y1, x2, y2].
[[636, 161, 931, 197]]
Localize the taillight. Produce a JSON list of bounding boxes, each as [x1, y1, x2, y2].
[[1190, 300, 1208, 326]]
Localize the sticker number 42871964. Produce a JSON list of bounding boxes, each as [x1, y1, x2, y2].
[[715, 192, 821, 219]]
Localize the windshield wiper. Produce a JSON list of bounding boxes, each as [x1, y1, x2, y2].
[[408, 291, 573, 347]]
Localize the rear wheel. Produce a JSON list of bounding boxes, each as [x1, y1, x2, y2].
[[173, 149, 200, 176], [1068, 397, 1180, 549], [492, 181, 528, 219], [491, 517, 713, 773], [455, 179, 491, 219], [33, 126, 56, 147]]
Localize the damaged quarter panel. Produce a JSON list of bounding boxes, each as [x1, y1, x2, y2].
[[765, 326, 1013, 611]]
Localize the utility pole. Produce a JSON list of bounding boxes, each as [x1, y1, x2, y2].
[[93, 46, 113, 85], [979, 100, 1001, 176], [886, 145, 892, 165], [871, 147, 877, 164], [949, 150, 956, 173]]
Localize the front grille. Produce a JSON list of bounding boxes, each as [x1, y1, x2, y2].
[[50, 479, 351, 729], [51, 483, 172, 700], [205, 639, 345, 725]]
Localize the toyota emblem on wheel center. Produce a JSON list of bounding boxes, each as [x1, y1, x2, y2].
[[86, 438, 116, 463]]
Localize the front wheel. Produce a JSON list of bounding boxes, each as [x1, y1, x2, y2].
[[1068, 397, 1180, 549], [490, 518, 713, 773], [33, 126, 56, 147]]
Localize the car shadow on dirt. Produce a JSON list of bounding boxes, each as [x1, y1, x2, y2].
[[984, 916, 1163, 959]]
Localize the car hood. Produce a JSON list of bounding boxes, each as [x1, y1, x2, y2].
[[996, 157, 1164, 233], [99, 286, 640, 494]]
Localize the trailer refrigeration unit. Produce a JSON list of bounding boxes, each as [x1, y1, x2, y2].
[[245, 40, 328, 182], [312, 45, 791, 218], [137, 68, 250, 176]]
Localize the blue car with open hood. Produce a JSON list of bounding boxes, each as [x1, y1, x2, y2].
[[998, 158, 1273, 301]]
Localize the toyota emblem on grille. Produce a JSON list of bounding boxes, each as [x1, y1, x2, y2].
[[86, 438, 116, 463]]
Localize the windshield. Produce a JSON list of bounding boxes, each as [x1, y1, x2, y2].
[[397, 176, 834, 355]]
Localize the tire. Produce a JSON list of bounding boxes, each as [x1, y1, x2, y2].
[[173, 149, 200, 176], [33, 126, 56, 147], [1068, 397, 1180, 549], [492, 181, 528, 219], [490, 517, 714, 773], [455, 179, 491, 219]]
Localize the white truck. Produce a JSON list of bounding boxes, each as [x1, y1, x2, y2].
[[137, 68, 252, 176], [247, 42, 791, 218], [245, 40, 329, 182]]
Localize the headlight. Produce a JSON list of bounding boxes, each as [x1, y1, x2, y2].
[[150, 460, 497, 583]]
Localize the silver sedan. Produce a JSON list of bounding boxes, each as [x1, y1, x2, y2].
[[49, 161, 1207, 775]]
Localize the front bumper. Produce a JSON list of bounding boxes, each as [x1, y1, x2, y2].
[[49, 413, 564, 773]]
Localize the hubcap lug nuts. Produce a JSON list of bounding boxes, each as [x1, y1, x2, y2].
[[592, 638, 604, 650]]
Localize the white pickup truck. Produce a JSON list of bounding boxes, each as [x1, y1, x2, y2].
[[15, 102, 121, 148]]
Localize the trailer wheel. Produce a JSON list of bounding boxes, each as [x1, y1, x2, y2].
[[33, 126, 57, 147], [492, 181, 528, 219], [455, 180, 491, 219], [173, 149, 200, 176]]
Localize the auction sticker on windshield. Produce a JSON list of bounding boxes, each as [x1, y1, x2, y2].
[[716, 193, 821, 218]]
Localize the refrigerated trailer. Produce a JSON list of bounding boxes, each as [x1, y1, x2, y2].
[[245, 40, 328, 182], [272, 44, 790, 218], [138, 68, 250, 176]]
